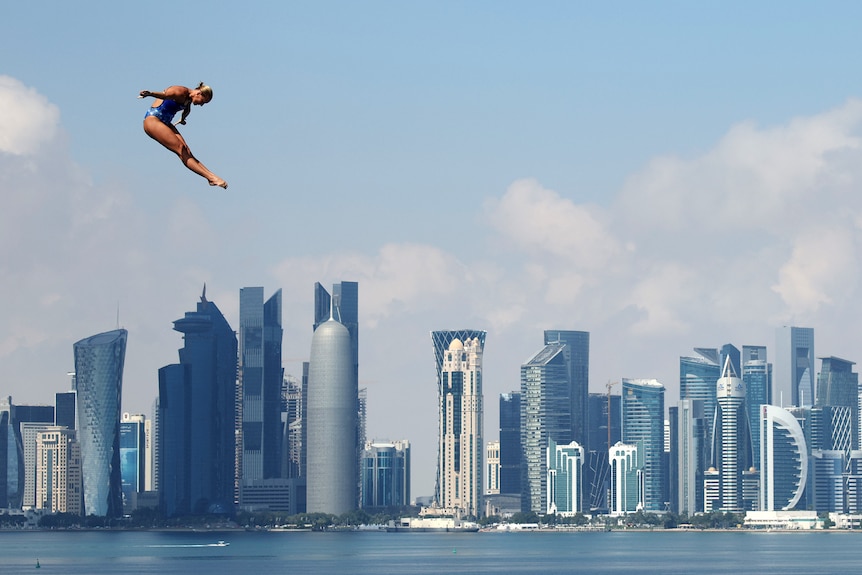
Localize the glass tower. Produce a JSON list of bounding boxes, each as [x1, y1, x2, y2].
[[543, 330, 589, 447], [360, 440, 410, 508], [774, 326, 815, 408], [816, 356, 858, 450], [158, 290, 237, 517], [238, 287, 284, 491], [520, 342, 571, 514], [74, 328, 127, 517], [742, 345, 771, 468], [498, 392, 521, 496], [760, 404, 807, 510], [621, 378, 665, 512]]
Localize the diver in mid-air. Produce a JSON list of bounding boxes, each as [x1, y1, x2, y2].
[[139, 83, 228, 189]]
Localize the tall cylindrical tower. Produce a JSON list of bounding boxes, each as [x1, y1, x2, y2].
[[306, 318, 357, 514]]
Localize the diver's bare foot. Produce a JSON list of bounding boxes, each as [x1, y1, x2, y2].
[[209, 178, 228, 189]]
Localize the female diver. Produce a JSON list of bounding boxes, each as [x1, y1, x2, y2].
[[139, 83, 228, 189]]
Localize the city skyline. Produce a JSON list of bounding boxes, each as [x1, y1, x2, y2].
[[7, 3, 862, 501]]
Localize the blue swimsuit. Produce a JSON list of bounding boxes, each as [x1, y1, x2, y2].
[[144, 99, 186, 125]]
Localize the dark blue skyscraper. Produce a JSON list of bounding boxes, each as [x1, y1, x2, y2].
[[239, 287, 284, 490], [498, 392, 521, 496], [775, 326, 815, 407], [74, 328, 127, 517], [544, 330, 589, 448], [816, 357, 858, 450], [159, 288, 237, 517]]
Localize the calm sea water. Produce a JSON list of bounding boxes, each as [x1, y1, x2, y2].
[[0, 529, 860, 574]]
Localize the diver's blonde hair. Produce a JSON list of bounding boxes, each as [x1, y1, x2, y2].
[[197, 82, 213, 101]]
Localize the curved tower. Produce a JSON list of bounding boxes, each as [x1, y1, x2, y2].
[[307, 318, 357, 514], [760, 404, 807, 510], [74, 329, 127, 517]]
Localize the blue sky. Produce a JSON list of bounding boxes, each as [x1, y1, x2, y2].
[[4, 1, 862, 497]]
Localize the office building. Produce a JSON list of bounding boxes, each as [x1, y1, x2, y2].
[[711, 357, 751, 512], [54, 392, 76, 430], [361, 440, 410, 509], [120, 413, 146, 510], [435, 333, 484, 517], [35, 426, 81, 514], [546, 439, 584, 516], [609, 442, 642, 516], [498, 392, 521, 496], [586, 392, 621, 513], [520, 342, 571, 514], [486, 440, 500, 494], [307, 311, 358, 515], [0, 398, 23, 509], [238, 287, 284, 507], [677, 398, 706, 515], [622, 378, 665, 512], [159, 289, 237, 517], [775, 326, 815, 408], [74, 328, 127, 517], [543, 330, 589, 447], [760, 404, 807, 511], [742, 345, 771, 468], [816, 357, 858, 450]]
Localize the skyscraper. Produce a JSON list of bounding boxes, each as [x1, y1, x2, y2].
[[306, 314, 357, 515], [609, 441, 642, 516], [816, 356, 858, 450], [54, 392, 76, 430], [0, 398, 23, 509], [621, 378, 665, 512], [74, 328, 127, 517], [520, 342, 571, 514], [742, 345, 771, 468], [360, 440, 410, 509], [546, 439, 584, 516], [774, 326, 815, 408], [712, 357, 751, 512], [680, 350, 720, 453], [760, 404, 807, 511], [498, 392, 521, 496], [676, 398, 706, 515], [486, 440, 500, 494], [120, 413, 146, 510], [35, 426, 81, 515], [159, 290, 237, 517], [543, 330, 589, 448], [238, 287, 284, 503], [434, 333, 484, 517]]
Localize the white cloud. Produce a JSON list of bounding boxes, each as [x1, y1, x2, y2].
[[485, 178, 620, 268], [0, 76, 60, 156]]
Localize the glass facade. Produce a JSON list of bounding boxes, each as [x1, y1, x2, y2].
[[159, 294, 237, 517], [74, 329, 127, 517], [816, 356, 858, 450], [742, 345, 771, 468], [498, 392, 521, 495], [520, 343, 571, 514], [239, 287, 284, 491], [360, 440, 410, 508], [760, 404, 807, 511], [543, 330, 589, 447], [774, 326, 815, 408], [622, 378, 665, 512]]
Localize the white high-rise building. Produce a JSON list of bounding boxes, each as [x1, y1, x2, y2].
[[714, 357, 749, 512], [436, 335, 484, 517], [546, 439, 584, 516], [35, 427, 81, 515], [609, 442, 642, 516], [486, 440, 500, 495]]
